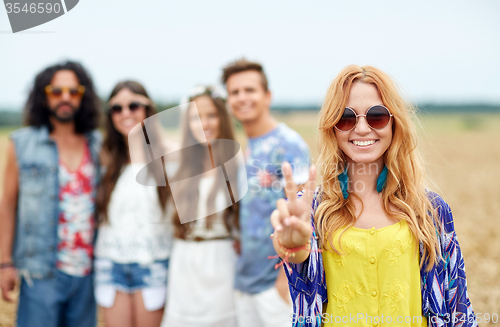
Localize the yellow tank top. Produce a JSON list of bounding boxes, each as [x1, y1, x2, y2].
[[322, 220, 426, 327]]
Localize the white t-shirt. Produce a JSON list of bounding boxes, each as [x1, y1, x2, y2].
[[94, 164, 173, 264]]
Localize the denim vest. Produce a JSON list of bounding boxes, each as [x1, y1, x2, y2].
[[10, 126, 102, 280]]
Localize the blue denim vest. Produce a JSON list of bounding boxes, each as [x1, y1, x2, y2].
[[10, 126, 102, 280]]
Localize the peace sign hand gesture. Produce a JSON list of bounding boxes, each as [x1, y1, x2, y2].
[[270, 162, 316, 263]]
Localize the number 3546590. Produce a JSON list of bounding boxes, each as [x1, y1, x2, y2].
[[5, 2, 61, 14], [474, 313, 498, 324]]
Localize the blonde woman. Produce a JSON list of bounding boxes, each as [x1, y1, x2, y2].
[[270, 65, 477, 327]]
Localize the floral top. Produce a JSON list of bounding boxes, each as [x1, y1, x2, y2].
[[322, 220, 426, 326], [285, 190, 478, 327], [56, 142, 96, 277]]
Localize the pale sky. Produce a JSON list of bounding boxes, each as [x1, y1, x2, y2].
[[0, 0, 499, 109]]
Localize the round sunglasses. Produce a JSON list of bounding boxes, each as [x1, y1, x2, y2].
[[108, 102, 147, 115], [334, 105, 393, 132]]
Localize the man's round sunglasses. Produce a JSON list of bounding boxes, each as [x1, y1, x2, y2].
[[45, 85, 86, 98], [334, 105, 393, 132], [108, 102, 147, 115]]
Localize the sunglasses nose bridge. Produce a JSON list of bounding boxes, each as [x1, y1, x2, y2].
[[53, 88, 71, 101], [123, 103, 143, 114], [55, 88, 75, 97], [354, 114, 372, 132], [120, 105, 134, 115]]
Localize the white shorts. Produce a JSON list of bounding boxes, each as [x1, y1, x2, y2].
[[235, 286, 293, 327], [94, 258, 169, 311], [95, 284, 167, 312]]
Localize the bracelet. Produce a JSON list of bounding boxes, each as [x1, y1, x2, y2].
[[273, 233, 311, 258], [268, 232, 314, 269], [0, 262, 15, 269]]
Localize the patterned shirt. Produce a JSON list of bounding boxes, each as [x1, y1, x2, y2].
[[56, 142, 96, 277], [236, 123, 310, 294], [285, 190, 478, 327]]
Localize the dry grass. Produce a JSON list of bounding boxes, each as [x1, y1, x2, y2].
[[1, 112, 499, 326]]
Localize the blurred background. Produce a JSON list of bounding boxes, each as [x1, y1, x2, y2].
[[1, 0, 499, 326]]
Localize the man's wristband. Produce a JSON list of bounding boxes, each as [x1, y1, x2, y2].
[[0, 262, 15, 269]]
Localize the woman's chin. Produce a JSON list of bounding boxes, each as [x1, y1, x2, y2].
[[346, 153, 385, 165]]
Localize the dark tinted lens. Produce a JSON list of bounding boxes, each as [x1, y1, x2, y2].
[[335, 108, 357, 131], [128, 102, 141, 111], [109, 105, 122, 114], [366, 105, 391, 129], [69, 88, 80, 96], [51, 88, 62, 96]]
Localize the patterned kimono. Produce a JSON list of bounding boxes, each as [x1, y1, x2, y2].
[[284, 190, 478, 327]]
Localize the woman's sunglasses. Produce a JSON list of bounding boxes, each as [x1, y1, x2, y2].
[[108, 102, 146, 115], [45, 85, 86, 98], [334, 105, 393, 132]]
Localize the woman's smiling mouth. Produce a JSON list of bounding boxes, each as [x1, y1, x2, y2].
[[350, 139, 377, 147]]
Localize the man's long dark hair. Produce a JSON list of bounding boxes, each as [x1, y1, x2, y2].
[[24, 61, 100, 133]]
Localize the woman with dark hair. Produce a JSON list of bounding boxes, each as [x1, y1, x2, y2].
[[94, 81, 173, 327], [162, 85, 240, 327]]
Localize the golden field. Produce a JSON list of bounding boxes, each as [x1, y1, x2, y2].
[[0, 111, 499, 326]]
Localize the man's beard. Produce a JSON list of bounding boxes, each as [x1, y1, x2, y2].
[[49, 102, 79, 123]]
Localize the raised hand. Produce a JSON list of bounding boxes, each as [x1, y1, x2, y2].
[[270, 162, 316, 251]]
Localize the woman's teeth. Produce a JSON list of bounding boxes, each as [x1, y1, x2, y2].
[[352, 140, 376, 146]]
